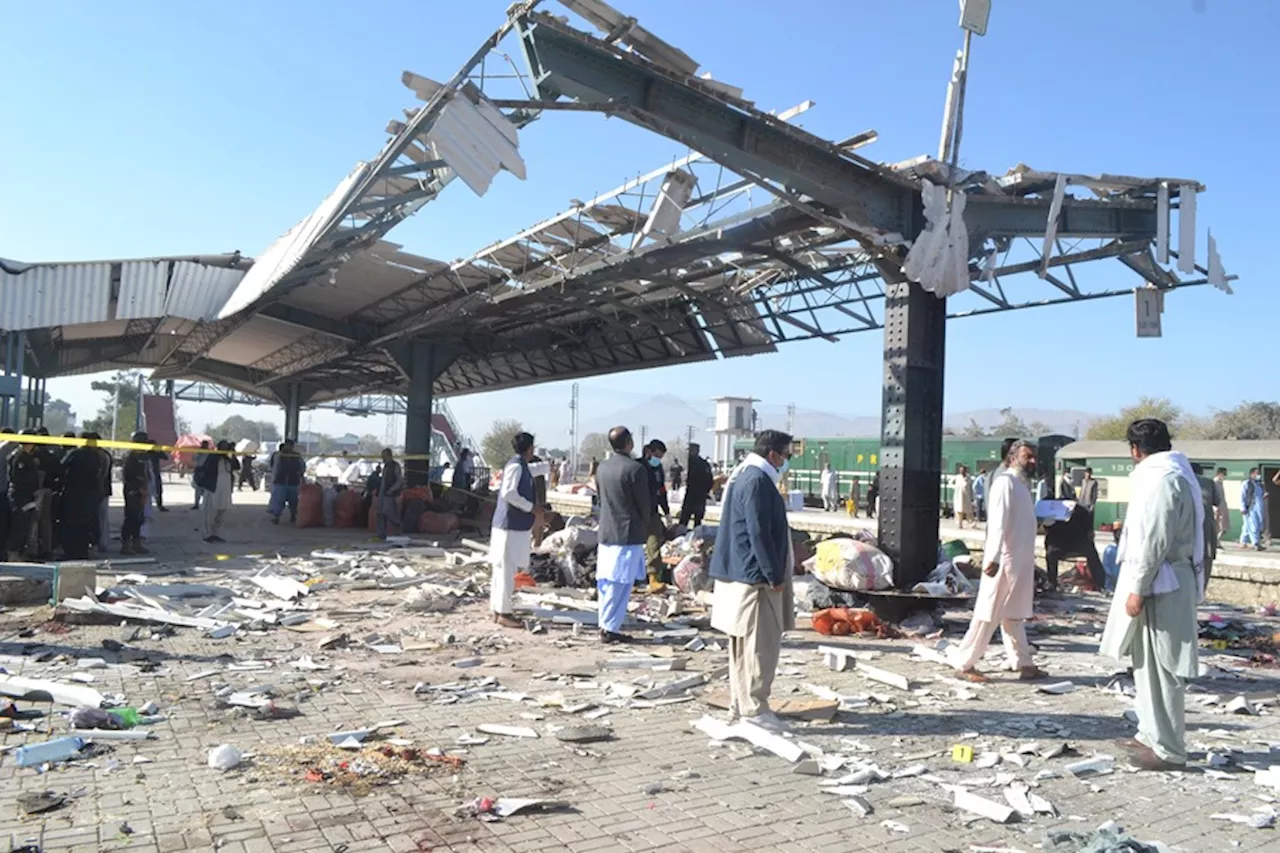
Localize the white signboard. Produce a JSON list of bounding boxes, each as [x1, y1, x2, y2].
[[1135, 288, 1163, 338]]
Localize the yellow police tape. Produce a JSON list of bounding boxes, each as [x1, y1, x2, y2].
[[4, 432, 435, 460]]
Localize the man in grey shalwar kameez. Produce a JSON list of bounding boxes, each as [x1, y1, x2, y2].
[[1099, 419, 1202, 771]]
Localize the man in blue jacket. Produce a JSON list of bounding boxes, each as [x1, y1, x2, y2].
[[709, 430, 795, 731]]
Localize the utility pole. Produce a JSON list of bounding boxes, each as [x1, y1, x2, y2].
[[786, 402, 796, 435], [569, 382, 580, 475], [110, 381, 120, 440], [134, 372, 145, 432], [640, 424, 648, 446], [685, 424, 694, 446]]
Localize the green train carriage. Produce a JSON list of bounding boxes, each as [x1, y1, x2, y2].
[[733, 436, 1008, 509], [1055, 440, 1280, 540]]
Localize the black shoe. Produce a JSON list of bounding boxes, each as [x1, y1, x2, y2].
[[599, 630, 632, 645], [158, 507, 169, 512], [210, 535, 226, 544], [271, 516, 280, 525], [203, 536, 216, 544]]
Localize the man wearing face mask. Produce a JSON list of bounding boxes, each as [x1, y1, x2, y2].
[[641, 439, 671, 590], [949, 440, 1047, 682], [709, 430, 795, 731]]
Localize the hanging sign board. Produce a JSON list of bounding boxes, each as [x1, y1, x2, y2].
[[1135, 288, 1163, 338]]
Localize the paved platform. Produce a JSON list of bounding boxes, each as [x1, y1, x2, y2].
[[0, 485, 1277, 852]]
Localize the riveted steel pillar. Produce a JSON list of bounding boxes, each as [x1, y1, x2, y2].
[[283, 383, 302, 442], [877, 279, 946, 590], [404, 340, 436, 487]]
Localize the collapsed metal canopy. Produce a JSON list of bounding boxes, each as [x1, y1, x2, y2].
[[2, 0, 1230, 412]]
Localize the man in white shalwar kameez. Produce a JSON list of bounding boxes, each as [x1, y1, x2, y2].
[[950, 441, 1048, 682], [488, 432, 541, 629], [820, 463, 839, 512], [1100, 419, 1202, 771]]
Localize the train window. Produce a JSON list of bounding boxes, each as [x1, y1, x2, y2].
[[1097, 479, 1108, 500]]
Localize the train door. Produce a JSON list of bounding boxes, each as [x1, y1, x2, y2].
[[1264, 466, 1280, 539]]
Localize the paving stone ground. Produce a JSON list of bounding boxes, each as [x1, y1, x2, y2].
[[1, 483, 1278, 852]]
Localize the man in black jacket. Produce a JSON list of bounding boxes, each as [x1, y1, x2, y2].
[[269, 439, 305, 525], [679, 443, 713, 528], [641, 439, 670, 588], [60, 440, 104, 559], [7, 432, 41, 561], [594, 427, 651, 643], [121, 432, 151, 555]]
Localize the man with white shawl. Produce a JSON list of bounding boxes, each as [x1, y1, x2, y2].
[[820, 463, 839, 512], [1100, 419, 1202, 771], [950, 440, 1047, 682], [488, 431, 541, 629], [710, 430, 795, 730]]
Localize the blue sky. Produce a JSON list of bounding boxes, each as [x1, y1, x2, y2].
[[3, 0, 1273, 445]]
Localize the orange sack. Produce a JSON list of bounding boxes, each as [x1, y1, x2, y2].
[[295, 484, 325, 528], [333, 490, 363, 528]]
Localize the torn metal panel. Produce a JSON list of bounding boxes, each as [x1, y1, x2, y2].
[[1177, 182, 1197, 273], [1039, 174, 1068, 277], [639, 169, 697, 242], [1156, 181, 1170, 264], [426, 88, 526, 197]]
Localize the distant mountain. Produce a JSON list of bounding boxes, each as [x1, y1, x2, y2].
[[580, 396, 1099, 443]]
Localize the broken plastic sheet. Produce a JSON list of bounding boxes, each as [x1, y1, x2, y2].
[[903, 181, 970, 298]]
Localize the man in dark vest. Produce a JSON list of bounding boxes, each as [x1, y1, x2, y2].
[[595, 427, 651, 643], [488, 431, 540, 629], [268, 439, 304, 525]]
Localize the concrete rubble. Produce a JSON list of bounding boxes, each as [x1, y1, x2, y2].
[[0, 521, 1277, 853]]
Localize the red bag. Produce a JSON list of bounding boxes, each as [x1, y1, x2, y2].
[[296, 484, 325, 528]]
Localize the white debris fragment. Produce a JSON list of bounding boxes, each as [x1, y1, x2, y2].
[[843, 795, 874, 817], [1037, 681, 1076, 695], [691, 715, 803, 763], [1065, 754, 1115, 777], [1257, 765, 1280, 790], [880, 820, 910, 834], [477, 724, 539, 739], [1002, 782, 1036, 819], [1226, 695, 1257, 715], [954, 788, 1017, 824], [207, 744, 243, 771]]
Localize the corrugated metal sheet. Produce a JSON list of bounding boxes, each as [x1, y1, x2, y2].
[[427, 94, 525, 197], [207, 315, 310, 366], [0, 262, 112, 330], [165, 262, 244, 322], [217, 164, 367, 319], [116, 260, 170, 319]]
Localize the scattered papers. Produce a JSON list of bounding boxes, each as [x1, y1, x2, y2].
[[954, 788, 1016, 824]]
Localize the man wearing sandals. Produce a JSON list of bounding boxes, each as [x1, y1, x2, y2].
[[1100, 418, 1202, 772], [950, 440, 1047, 682]]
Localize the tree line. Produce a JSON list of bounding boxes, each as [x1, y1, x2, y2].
[[1086, 398, 1280, 441]]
